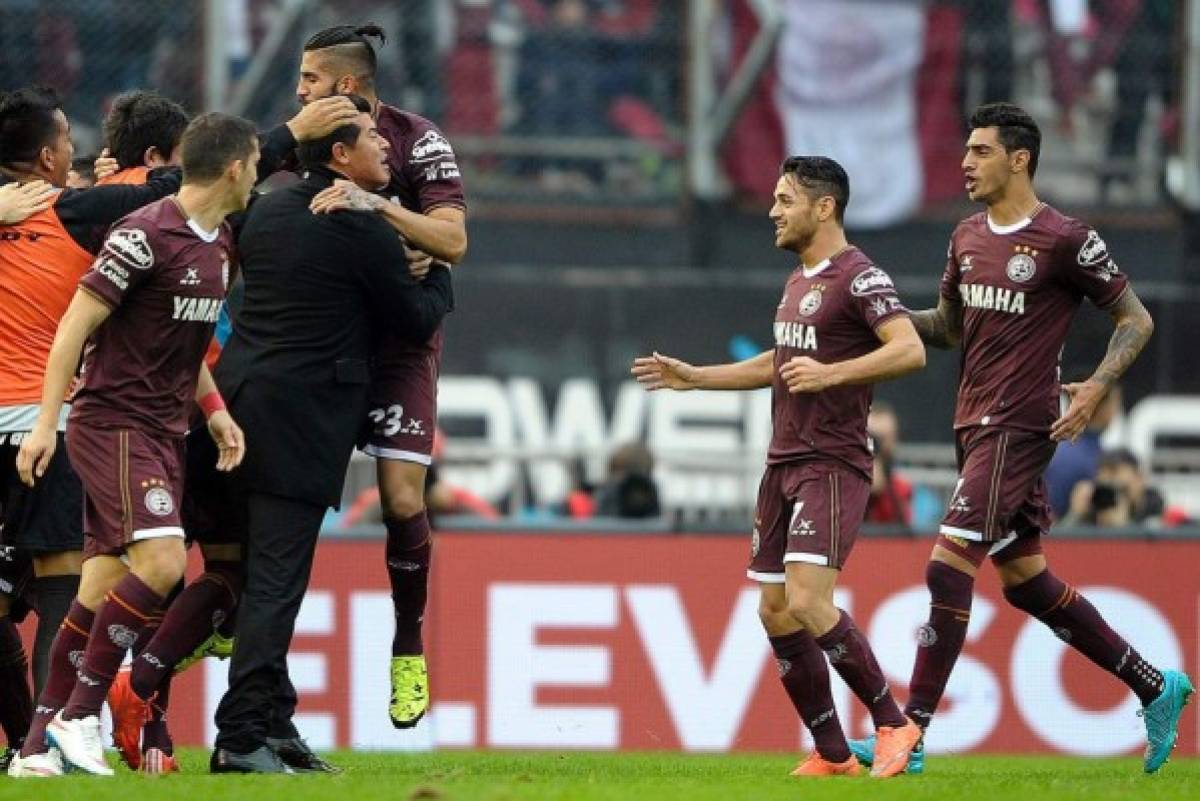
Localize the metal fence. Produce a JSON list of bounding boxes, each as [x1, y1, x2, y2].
[[3, 0, 1192, 214]]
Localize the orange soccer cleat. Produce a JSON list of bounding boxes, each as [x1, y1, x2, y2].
[[139, 747, 179, 775], [870, 718, 923, 778], [107, 665, 151, 771], [791, 752, 863, 777]]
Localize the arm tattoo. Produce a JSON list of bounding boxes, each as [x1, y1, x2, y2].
[[1092, 289, 1154, 386], [910, 298, 962, 349]]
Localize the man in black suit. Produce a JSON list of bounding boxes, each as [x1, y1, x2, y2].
[[208, 94, 453, 773]]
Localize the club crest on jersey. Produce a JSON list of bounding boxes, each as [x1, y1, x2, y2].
[[106, 228, 154, 270], [798, 288, 823, 317], [850, 267, 895, 296], [1006, 245, 1037, 283], [410, 130, 454, 163]]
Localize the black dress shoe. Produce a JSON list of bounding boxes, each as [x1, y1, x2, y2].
[[265, 736, 342, 774], [210, 745, 294, 774]]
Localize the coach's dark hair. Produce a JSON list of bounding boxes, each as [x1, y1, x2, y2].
[[0, 86, 63, 171], [296, 94, 373, 168], [303, 24, 386, 85], [103, 90, 189, 171], [179, 112, 259, 184], [780, 156, 850, 224], [969, 102, 1041, 177]]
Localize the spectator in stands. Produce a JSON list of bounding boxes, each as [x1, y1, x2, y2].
[[594, 442, 661, 519], [1046, 382, 1122, 519], [1061, 448, 1166, 528], [865, 402, 913, 526]]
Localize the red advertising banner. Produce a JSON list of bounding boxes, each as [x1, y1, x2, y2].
[[24, 532, 1199, 755]]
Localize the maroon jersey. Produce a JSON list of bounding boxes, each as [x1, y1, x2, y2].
[[767, 246, 908, 478], [70, 197, 233, 436], [940, 205, 1129, 433], [375, 104, 467, 359]]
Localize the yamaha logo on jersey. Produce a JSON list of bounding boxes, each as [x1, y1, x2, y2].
[[1006, 245, 1037, 283], [797, 288, 823, 317], [145, 487, 175, 517]]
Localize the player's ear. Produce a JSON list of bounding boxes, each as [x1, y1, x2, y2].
[[144, 145, 165, 169], [337, 75, 356, 95], [1010, 148, 1030, 174]]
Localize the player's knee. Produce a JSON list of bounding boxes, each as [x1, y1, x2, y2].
[[758, 595, 788, 629], [926, 559, 975, 602], [130, 539, 188, 594], [785, 587, 826, 629], [381, 480, 426, 519]]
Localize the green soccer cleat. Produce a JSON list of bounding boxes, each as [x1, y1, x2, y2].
[[1141, 669, 1194, 774], [174, 631, 236, 674], [848, 733, 925, 775], [389, 655, 429, 729]]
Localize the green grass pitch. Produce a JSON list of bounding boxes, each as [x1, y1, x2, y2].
[[4, 750, 1197, 801]]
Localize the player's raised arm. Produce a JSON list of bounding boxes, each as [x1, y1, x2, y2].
[[631, 349, 774, 391], [16, 289, 112, 485], [1052, 287, 1154, 442], [780, 316, 925, 394]]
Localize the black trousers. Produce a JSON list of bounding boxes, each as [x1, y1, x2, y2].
[[214, 491, 325, 753]]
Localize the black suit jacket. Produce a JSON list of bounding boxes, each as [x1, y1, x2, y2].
[[216, 166, 454, 507]]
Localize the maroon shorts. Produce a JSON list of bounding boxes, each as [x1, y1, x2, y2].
[[65, 424, 186, 559], [362, 348, 439, 464], [940, 426, 1055, 546], [748, 460, 870, 580]]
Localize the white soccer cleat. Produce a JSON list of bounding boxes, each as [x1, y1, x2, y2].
[[46, 711, 114, 776], [7, 748, 66, 777]]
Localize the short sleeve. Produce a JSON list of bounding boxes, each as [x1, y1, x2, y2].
[[847, 264, 909, 331], [939, 234, 960, 301], [78, 222, 158, 308], [1057, 219, 1128, 308], [402, 121, 466, 213]]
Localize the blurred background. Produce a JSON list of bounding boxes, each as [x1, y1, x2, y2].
[[7, 0, 1198, 529], [7, 0, 1200, 755]]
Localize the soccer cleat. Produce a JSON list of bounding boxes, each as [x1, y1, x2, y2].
[[266, 735, 342, 774], [210, 745, 292, 774], [7, 748, 66, 777], [870, 718, 923, 778], [0, 746, 16, 773], [389, 655, 429, 729], [1141, 669, 1195, 774], [139, 747, 179, 775], [848, 733, 925, 774], [790, 752, 862, 777], [107, 665, 151, 770], [45, 712, 113, 776], [174, 631, 235, 674]]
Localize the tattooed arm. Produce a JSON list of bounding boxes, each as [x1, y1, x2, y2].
[[910, 294, 963, 350], [1050, 288, 1154, 442]]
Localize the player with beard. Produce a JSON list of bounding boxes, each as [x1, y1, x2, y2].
[[632, 157, 926, 777], [288, 23, 466, 730], [10, 112, 257, 777], [847, 103, 1192, 775]]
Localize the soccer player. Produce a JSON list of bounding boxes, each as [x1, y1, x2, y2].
[[297, 23, 467, 729], [10, 112, 258, 777], [95, 90, 189, 185], [847, 103, 1193, 775], [632, 157, 926, 777], [0, 86, 183, 776]]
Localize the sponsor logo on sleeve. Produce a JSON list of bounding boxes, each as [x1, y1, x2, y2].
[[93, 257, 129, 290], [850, 267, 896, 296], [410, 130, 455, 164], [104, 227, 154, 270], [868, 297, 890, 318], [1078, 230, 1119, 281]]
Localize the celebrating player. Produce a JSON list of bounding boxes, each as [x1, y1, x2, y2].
[[632, 157, 926, 777], [298, 23, 467, 730], [10, 112, 258, 777], [847, 103, 1193, 775]]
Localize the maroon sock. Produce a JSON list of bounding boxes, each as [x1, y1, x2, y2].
[[904, 561, 975, 728], [769, 630, 851, 762], [142, 674, 174, 755], [385, 513, 432, 656], [21, 601, 93, 757], [815, 610, 906, 729], [1004, 569, 1165, 705], [63, 574, 163, 720], [130, 563, 240, 699], [0, 618, 32, 748]]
